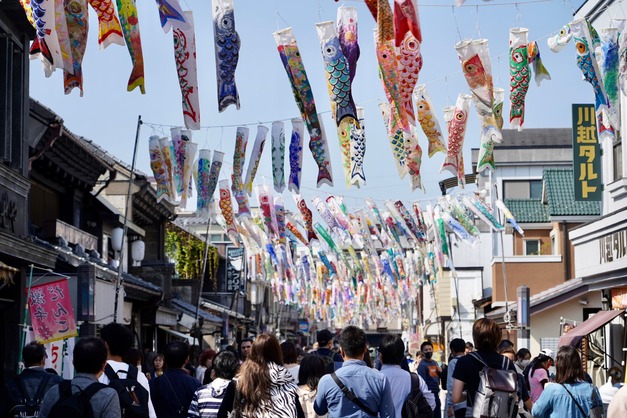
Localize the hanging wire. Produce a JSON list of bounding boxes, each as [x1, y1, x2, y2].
[[451, 5, 464, 42]]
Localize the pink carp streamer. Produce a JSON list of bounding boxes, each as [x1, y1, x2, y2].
[[274, 28, 333, 187], [244, 125, 269, 195], [116, 0, 146, 93], [440, 94, 472, 186], [173, 11, 200, 130], [88, 0, 124, 49]]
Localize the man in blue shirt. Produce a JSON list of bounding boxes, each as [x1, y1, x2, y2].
[[418, 341, 442, 418], [314, 325, 395, 418], [149, 341, 201, 418]]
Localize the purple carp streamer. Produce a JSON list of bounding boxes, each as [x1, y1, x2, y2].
[[63, 0, 89, 96], [116, 0, 146, 93], [440, 94, 472, 186], [413, 84, 446, 157], [88, 0, 124, 49], [337, 6, 359, 85], [316, 21, 358, 125], [244, 125, 269, 195], [212, 0, 240, 112], [274, 28, 333, 187], [271, 121, 286, 193], [599, 25, 620, 141], [288, 119, 305, 193], [173, 11, 200, 130], [155, 0, 189, 33]]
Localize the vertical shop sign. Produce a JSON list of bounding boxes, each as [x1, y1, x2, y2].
[[572, 104, 602, 201], [28, 279, 78, 343]]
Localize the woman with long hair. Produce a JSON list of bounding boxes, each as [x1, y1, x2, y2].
[[297, 354, 327, 418], [532, 346, 603, 418], [217, 333, 304, 418], [281, 341, 300, 383]]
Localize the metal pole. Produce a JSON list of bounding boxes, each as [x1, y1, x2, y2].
[[18, 265, 35, 372], [113, 115, 142, 323], [194, 219, 213, 346]]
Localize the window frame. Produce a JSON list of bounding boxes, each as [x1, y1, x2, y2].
[[524, 239, 542, 256]]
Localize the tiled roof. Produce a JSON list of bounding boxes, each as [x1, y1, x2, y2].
[[543, 169, 601, 217], [496, 128, 572, 148], [172, 298, 223, 323], [503, 199, 550, 223]]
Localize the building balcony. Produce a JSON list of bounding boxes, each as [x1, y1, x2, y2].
[[44, 219, 98, 251]]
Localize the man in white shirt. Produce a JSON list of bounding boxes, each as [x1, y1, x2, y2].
[[99, 323, 156, 418], [378, 334, 435, 418]]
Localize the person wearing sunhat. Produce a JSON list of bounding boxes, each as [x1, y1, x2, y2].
[[314, 329, 344, 374]]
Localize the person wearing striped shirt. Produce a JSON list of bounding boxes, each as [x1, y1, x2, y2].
[[188, 351, 239, 418]]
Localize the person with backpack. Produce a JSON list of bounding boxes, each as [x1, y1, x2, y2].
[[451, 318, 518, 418], [188, 351, 240, 418], [314, 325, 395, 418], [1, 341, 63, 417], [378, 334, 435, 418], [417, 341, 442, 418], [531, 345, 603, 418], [39, 337, 121, 418], [313, 329, 343, 374], [445, 338, 466, 418], [98, 323, 155, 418], [150, 341, 201, 418]]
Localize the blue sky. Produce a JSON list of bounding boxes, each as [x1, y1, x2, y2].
[[29, 0, 595, 212]]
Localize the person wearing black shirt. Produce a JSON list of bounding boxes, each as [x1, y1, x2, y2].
[[452, 318, 516, 417]]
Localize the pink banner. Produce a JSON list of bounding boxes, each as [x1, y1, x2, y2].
[[28, 279, 78, 343]]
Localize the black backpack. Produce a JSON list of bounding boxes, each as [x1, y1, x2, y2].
[[8, 374, 52, 418], [104, 364, 150, 418], [48, 380, 106, 418], [402, 372, 434, 418]]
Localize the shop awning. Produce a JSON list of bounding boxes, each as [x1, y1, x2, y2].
[[558, 310, 624, 348], [158, 326, 194, 345]]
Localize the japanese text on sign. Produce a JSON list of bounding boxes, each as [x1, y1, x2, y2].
[[28, 279, 78, 343], [572, 104, 602, 201]]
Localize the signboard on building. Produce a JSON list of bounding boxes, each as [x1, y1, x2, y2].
[[225, 246, 245, 293], [572, 104, 602, 201], [28, 279, 78, 343]]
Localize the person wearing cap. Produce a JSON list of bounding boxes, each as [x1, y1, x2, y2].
[[314, 329, 344, 374]]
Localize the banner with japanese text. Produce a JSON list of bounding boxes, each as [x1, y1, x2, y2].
[[28, 279, 78, 343], [572, 104, 602, 201]]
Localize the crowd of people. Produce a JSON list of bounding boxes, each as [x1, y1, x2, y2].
[[1, 318, 626, 418]]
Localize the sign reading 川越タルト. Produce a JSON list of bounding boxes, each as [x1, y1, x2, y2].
[[572, 104, 602, 201]]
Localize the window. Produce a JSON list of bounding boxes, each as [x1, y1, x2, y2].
[[614, 141, 623, 181], [524, 239, 541, 255], [210, 233, 225, 242], [503, 180, 543, 199]]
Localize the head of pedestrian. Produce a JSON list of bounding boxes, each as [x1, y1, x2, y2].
[[100, 322, 133, 359], [22, 341, 47, 368], [213, 350, 240, 380], [378, 334, 405, 366], [164, 340, 190, 369], [465, 342, 474, 354], [498, 345, 516, 362], [516, 348, 531, 368], [298, 354, 326, 389], [338, 325, 367, 360], [472, 317, 502, 352], [449, 338, 466, 356], [554, 345, 585, 384], [240, 338, 253, 361], [420, 340, 434, 360], [317, 329, 335, 349], [73, 337, 108, 376]]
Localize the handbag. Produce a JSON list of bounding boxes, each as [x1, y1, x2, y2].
[[560, 383, 603, 418]]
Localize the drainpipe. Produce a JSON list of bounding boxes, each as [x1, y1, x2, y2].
[[562, 221, 570, 281]]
